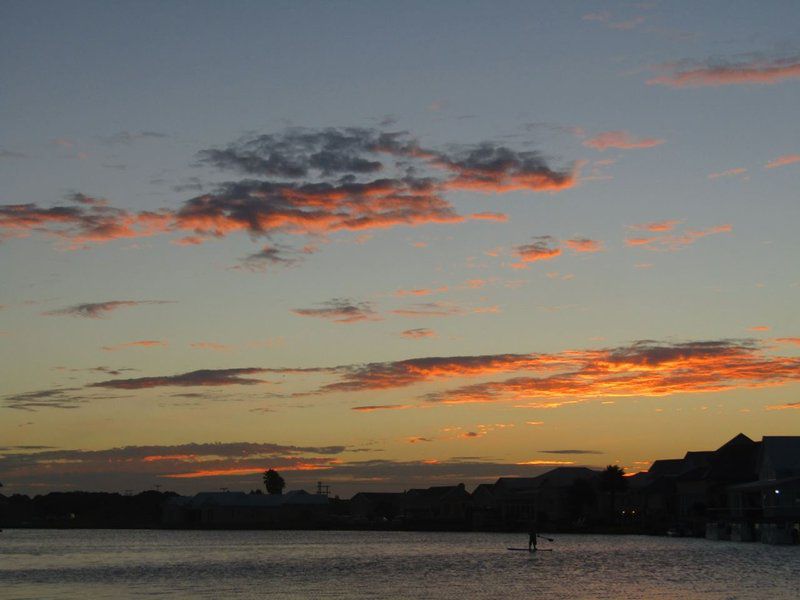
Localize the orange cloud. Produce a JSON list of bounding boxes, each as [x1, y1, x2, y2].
[[765, 402, 800, 411], [422, 340, 800, 405], [626, 223, 731, 251], [395, 286, 448, 297], [401, 328, 436, 339], [321, 352, 585, 393], [102, 340, 167, 352], [464, 278, 489, 289], [630, 219, 683, 233], [774, 337, 800, 346], [391, 301, 465, 318], [513, 236, 561, 264], [142, 454, 196, 462], [765, 154, 800, 169], [708, 167, 747, 180], [748, 326, 770, 332], [469, 212, 508, 221], [648, 55, 800, 87], [190, 342, 234, 351], [583, 131, 665, 151], [565, 237, 603, 253], [351, 404, 413, 411]]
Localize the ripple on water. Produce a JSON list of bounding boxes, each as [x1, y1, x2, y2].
[[0, 530, 798, 599]]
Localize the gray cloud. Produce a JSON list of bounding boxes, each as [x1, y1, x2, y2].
[[90, 368, 270, 390], [292, 298, 378, 323], [0, 149, 29, 159], [43, 300, 174, 318], [98, 131, 169, 145], [237, 244, 302, 272], [196, 127, 415, 178]]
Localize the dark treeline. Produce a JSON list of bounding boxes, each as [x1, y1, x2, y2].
[[0, 491, 178, 528]]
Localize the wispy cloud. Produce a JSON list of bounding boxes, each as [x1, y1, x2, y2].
[[401, 328, 437, 339], [583, 131, 664, 151], [582, 11, 645, 31], [292, 298, 379, 323], [394, 286, 448, 297], [648, 54, 800, 87], [708, 167, 747, 180], [43, 300, 173, 318], [630, 219, 683, 233], [102, 340, 167, 352], [351, 404, 413, 412], [90, 368, 270, 389], [236, 244, 302, 272], [97, 131, 168, 145], [764, 154, 800, 169], [625, 223, 731, 251], [190, 342, 234, 352], [765, 402, 800, 411], [391, 301, 498, 318]]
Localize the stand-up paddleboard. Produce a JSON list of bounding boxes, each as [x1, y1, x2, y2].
[[507, 547, 553, 552]]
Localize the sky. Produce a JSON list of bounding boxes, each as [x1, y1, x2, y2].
[[1, 0, 799, 497]]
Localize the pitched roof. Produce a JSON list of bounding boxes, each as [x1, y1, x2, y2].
[[648, 459, 688, 476]]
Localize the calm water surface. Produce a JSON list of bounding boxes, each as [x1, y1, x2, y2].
[[1, 529, 797, 599]]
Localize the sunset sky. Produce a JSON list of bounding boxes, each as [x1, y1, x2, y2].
[[1, 1, 799, 497]]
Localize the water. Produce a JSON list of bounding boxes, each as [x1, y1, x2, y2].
[[1, 529, 797, 599]]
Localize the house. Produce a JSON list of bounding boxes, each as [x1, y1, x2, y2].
[[401, 484, 472, 527], [472, 467, 601, 530], [726, 436, 800, 544], [349, 492, 403, 522]]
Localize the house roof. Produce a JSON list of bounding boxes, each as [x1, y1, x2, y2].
[[495, 467, 599, 492], [706, 434, 760, 482], [534, 467, 599, 487], [648, 459, 688, 476]]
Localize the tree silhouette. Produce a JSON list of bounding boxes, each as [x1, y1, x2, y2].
[[599, 465, 628, 523], [262, 469, 285, 495]]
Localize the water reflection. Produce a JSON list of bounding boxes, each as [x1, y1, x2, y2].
[[1, 529, 798, 599]]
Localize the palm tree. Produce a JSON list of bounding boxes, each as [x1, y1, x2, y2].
[[599, 465, 627, 523], [262, 469, 285, 495]]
